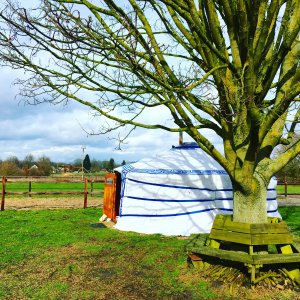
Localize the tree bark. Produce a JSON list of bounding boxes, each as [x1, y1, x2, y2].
[[233, 176, 268, 224]]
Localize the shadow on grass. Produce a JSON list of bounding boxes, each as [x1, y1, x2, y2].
[[89, 223, 107, 229]]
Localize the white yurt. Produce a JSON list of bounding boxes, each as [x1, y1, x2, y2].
[[113, 143, 280, 236]]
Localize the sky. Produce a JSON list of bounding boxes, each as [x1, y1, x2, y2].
[[0, 1, 224, 165], [0, 68, 186, 164]]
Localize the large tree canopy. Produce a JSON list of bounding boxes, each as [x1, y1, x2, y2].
[[0, 0, 299, 223]]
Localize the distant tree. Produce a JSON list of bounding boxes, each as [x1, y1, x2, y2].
[[36, 156, 52, 176], [7, 156, 21, 168], [0, 161, 24, 176], [73, 158, 82, 167], [91, 159, 102, 172], [279, 155, 300, 180], [108, 158, 115, 171], [277, 156, 300, 181], [28, 165, 40, 176], [83, 154, 91, 172], [23, 154, 35, 168], [274, 137, 300, 181], [22, 154, 35, 175], [121, 160, 126, 166], [99, 160, 108, 170]]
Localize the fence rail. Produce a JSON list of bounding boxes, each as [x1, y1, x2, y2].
[[1, 176, 105, 211], [276, 180, 300, 197]]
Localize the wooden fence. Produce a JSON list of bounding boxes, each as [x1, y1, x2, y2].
[[1, 176, 105, 211], [277, 180, 300, 197]]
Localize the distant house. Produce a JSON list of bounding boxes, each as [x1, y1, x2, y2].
[[29, 165, 38, 171]]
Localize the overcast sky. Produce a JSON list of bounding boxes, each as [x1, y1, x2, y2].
[[0, 67, 187, 164], [0, 1, 224, 165]]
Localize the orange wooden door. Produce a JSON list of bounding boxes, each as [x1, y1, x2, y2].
[[103, 173, 117, 219]]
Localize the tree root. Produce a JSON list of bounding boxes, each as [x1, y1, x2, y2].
[[193, 261, 300, 290]]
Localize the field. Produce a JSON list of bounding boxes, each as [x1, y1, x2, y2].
[[276, 184, 300, 195], [1, 179, 105, 210], [1, 207, 300, 300], [4, 181, 105, 196], [3, 180, 300, 196]]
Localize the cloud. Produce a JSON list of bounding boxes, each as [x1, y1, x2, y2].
[[0, 70, 181, 163], [0, 66, 223, 164]]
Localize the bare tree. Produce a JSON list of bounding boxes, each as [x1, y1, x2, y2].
[[37, 155, 53, 176], [23, 153, 35, 168], [0, 0, 299, 223], [0, 160, 24, 176]]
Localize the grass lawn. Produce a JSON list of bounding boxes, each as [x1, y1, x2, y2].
[[0, 207, 300, 300], [276, 185, 300, 195], [4, 181, 104, 197]]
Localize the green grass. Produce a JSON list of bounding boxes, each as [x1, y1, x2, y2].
[[0, 208, 209, 299], [278, 207, 300, 242], [5, 181, 104, 197], [0, 207, 299, 299], [276, 185, 300, 195], [50, 171, 107, 177]]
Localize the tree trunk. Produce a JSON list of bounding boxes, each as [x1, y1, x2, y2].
[[232, 176, 268, 224]]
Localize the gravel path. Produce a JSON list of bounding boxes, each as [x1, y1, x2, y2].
[[277, 195, 300, 206]]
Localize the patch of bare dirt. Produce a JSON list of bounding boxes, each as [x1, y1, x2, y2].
[[3, 196, 103, 210], [277, 195, 300, 206]]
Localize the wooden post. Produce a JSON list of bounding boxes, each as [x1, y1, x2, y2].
[[83, 177, 88, 209], [29, 180, 32, 197], [284, 176, 287, 198], [1, 176, 6, 211], [90, 180, 93, 197]]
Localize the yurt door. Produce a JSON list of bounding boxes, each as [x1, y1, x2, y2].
[[103, 173, 121, 220]]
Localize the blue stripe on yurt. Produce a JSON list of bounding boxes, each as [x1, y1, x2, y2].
[[172, 143, 199, 149], [120, 208, 215, 217], [126, 196, 214, 203], [126, 179, 277, 193], [126, 196, 276, 203], [127, 178, 216, 191], [215, 197, 277, 202], [122, 164, 135, 173], [128, 168, 228, 175], [217, 208, 278, 214]]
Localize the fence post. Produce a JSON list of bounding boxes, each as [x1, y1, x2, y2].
[[83, 177, 88, 209], [1, 176, 6, 211], [90, 179, 93, 197], [284, 176, 287, 198], [29, 180, 32, 197]]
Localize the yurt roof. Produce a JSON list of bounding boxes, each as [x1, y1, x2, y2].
[[116, 142, 227, 174]]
